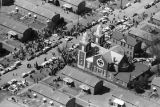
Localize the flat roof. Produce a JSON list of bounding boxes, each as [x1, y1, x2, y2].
[[15, 0, 56, 19], [61, 66, 101, 87], [30, 83, 73, 105]]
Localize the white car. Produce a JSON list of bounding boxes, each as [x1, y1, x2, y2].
[[126, 2, 132, 7], [8, 84, 18, 94], [8, 79, 17, 85], [14, 61, 21, 67]]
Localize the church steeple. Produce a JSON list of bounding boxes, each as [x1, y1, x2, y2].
[[94, 24, 105, 46]]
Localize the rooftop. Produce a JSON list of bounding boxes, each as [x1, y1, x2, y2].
[[59, 0, 85, 7], [30, 83, 73, 105], [15, 0, 56, 19], [61, 66, 101, 88], [112, 31, 137, 46], [115, 63, 149, 83], [112, 89, 160, 107], [129, 27, 154, 42]]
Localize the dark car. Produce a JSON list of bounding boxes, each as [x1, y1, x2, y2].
[[0, 83, 10, 90], [27, 55, 35, 61], [144, 4, 151, 9], [109, 25, 115, 30]]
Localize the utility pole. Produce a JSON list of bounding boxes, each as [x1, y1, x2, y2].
[[0, 0, 2, 11], [120, 0, 123, 9]]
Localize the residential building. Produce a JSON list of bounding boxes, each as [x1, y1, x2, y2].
[[110, 31, 140, 58], [58, 0, 86, 14], [114, 62, 150, 87], [61, 66, 103, 95]]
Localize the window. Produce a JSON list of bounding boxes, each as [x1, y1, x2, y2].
[[121, 42, 123, 46], [127, 51, 129, 54], [113, 39, 115, 43], [130, 46, 132, 50], [123, 43, 126, 47], [130, 52, 132, 56], [94, 66, 97, 72], [103, 70, 106, 76], [128, 45, 130, 49]]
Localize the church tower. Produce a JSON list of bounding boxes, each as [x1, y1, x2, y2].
[[77, 32, 91, 69], [94, 24, 105, 46]]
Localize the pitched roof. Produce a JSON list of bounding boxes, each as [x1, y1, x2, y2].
[[115, 63, 149, 83], [15, 0, 56, 19], [112, 90, 160, 107], [126, 35, 137, 46], [61, 66, 101, 87], [129, 27, 153, 41], [30, 83, 73, 105], [112, 31, 124, 41], [60, 0, 85, 6]]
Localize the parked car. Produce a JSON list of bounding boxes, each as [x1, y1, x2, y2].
[[42, 46, 51, 53], [27, 55, 35, 61], [22, 73, 29, 78], [27, 70, 35, 74], [8, 84, 18, 94], [13, 61, 21, 67], [154, 0, 160, 3], [8, 79, 18, 85], [0, 83, 10, 90], [144, 4, 151, 9]]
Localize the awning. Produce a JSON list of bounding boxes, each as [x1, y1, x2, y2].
[[63, 4, 72, 8], [63, 77, 73, 83], [113, 98, 125, 105], [8, 31, 17, 36], [79, 84, 90, 90]]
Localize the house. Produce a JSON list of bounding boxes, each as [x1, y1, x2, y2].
[[110, 30, 139, 58], [58, 0, 86, 14], [61, 66, 103, 95], [114, 62, 150, 87], [30, 83, 76, 107], [151, 77, 160, 95]]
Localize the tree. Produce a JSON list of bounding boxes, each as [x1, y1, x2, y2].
[[2, 0, 15, 6], [98, 0, 109, 3]]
